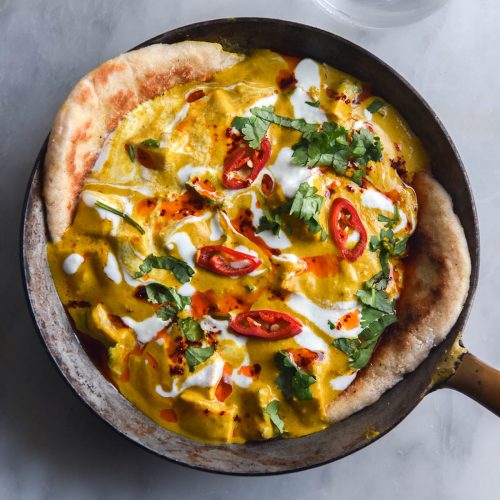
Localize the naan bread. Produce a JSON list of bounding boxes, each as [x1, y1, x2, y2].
[[327, 171, 471, 422], [43, 41, 243, 241]]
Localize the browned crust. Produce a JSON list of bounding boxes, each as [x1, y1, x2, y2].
[[43, 42, 243, 241], [327, 171, 471, 422]]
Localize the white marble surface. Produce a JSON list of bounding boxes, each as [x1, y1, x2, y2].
[[1, 0, 499, 498]]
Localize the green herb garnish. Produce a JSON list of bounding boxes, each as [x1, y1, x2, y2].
[[367, 98, 384, 114], [135, 254, 194, 283], [332, 204, 408, 368], [263, 400, 285, 435], [179, 317, 203, 342], [140, 138, 161, 148], [126, 144, 136, 162], [377, 205, 400, 229], [185, 345, 215, 372], [235, 106, 382, 185], [305, 100, 320, 108], [257, 183, 326, 239], [144, 283, 190, 321], [275, 350, 316, 400], [231, 114, 270, 149], [94, 201, 144, 235], [289, 183, 327, 240]]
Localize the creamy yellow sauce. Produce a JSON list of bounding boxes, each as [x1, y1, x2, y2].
[[48, 49, 428, 443]]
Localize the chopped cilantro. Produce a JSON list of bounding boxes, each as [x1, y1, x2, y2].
[[305, 100, 320, 108], [256, 206, 291, 236], [367, 98, 384, 114], [289, 183, 327, 240], [185, 345, 215, 372], [377, 205, 400, 229], [144, 283, 190, 321], [231, 114, 270, 149], [263, 400, 285, 435], [179, 317, 203, 342], [275, 350, 316, 400], [134, 254, 194, 284]]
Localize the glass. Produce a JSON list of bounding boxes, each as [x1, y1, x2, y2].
[[313, 0, 450, 28]]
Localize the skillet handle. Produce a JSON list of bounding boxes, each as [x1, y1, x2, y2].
[[442, 352, 500, 417]]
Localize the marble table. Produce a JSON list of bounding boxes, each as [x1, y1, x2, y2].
[[1, 0, 499, 498]]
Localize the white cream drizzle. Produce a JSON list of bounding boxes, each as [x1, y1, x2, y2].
[[165, 231, 197, 268], [103, 252, 122, 284], [155, 358, 225, 399], [121, 314, 170, 344], [81, 191, 132, 236], [286, 293, 362, 339], [244, 93, 278, 116], [209, 213, 224, 241], [199, 317, 253, 388], [270, 147, 315, 198], [290, 59, 327, 123], [361, 188, 408, 232], [176, 164, 218, 185], [62, 253, 84, 275], [330, 372, 358, 391], [294, 326, 329, 352]]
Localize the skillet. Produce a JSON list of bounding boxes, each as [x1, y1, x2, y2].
[[21, 18, 500, 475]]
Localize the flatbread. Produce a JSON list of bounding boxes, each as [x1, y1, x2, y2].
[[327, 171, 471, 422], [43, 41, 243, 242]]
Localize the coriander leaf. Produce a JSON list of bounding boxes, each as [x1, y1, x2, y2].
[[144, 283, 191, 309], [378, 205, 400, 229], [366, 271, 388, 291], [305, 100, 320, 108], [179, 317, 203, 342], [289, 183, 324, 221], [356, 287, 394, 314], [140, 138, 161, 148], [367, 98, 384, 114], [126, 144, 136, 162], [185, 345, 215, 372], [94, 201, 144, 235], [289, 183, 326, 238], [275, 350, 316, 400], [250, 106, 318, 133], [135, 254, 194, 283], [156, 304, 178, 321], [256, 205, 292, 236], [144, 283, 190, 320], [231, 115, 269, 149], [263, 400, 285, 435], [332, 337, 359, 359]]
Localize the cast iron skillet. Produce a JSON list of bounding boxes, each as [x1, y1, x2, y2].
[[21, 18, 500, 475]]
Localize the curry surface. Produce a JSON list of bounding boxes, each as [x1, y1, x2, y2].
[[48, 49, 428, 443]]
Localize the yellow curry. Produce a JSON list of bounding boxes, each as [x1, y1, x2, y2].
[[48, 50, 428, 443]]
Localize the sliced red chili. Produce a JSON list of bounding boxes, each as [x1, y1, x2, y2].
[[330, 197, 367, 262], [196, 245, 262, 276], [222, 137, 271, 189], [230, 310, 302, 340]]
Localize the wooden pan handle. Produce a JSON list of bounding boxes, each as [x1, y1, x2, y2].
[[442, 352, 500, 417]]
